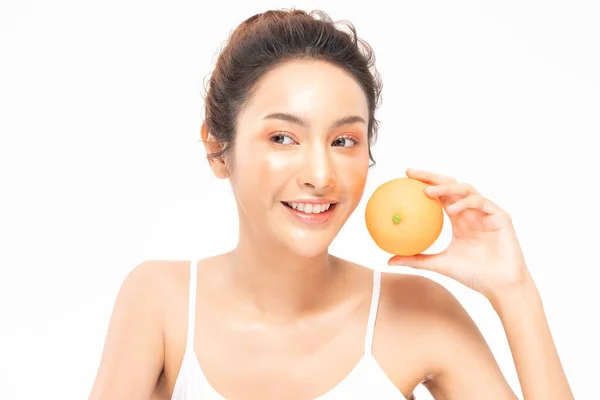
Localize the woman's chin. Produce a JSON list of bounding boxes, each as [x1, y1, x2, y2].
[[267, 203, 346, 257], [282, 237, 334, 259]]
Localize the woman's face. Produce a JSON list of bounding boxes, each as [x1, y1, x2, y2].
[[224, 59, 370, 258]]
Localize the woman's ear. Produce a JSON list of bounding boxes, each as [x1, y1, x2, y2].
[[200, 121, 230, 179]]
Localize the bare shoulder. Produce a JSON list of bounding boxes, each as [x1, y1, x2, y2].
[[124, 259, 181, 290], [377, 272, 516, 399], [89, 260, 189, 399], [124, 258, 206, 297], [89, 259, 209, 400], [378, 271, 485, 362], [121, 259, 206, 330], [106, 259, 186, 333], [378, 273, 485, 360], [115, 260, 191, 308], [381, 272, 475, 326]]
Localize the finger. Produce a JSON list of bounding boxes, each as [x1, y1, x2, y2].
[[387, 253, 448, 276], [446, 194, 499, 215], [406, 168, 457, 185], [424, 182, 477, 199]]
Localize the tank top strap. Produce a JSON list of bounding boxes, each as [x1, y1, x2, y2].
[[186, 260, 198, 348], [364, 267, 382, 355]]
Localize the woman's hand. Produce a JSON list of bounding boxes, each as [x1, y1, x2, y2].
[[387, 168, 531, 300]]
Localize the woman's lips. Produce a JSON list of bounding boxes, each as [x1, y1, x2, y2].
[[281, 202, 337, 224]]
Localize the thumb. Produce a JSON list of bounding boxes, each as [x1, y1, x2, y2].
[[387, 252, 448, 275]]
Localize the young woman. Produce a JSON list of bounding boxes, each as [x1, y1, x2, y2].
[[89, 9, 574, 400]]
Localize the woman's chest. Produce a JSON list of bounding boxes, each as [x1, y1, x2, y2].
[[162, 313, 427, 400]]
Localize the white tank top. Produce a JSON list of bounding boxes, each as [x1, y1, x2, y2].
[[171, 260, 407, 400]]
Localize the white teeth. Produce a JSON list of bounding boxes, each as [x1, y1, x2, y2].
[[286, 202, 332, 214]]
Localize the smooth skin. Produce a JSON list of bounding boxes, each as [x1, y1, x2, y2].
[[89, 59, 574, 400]]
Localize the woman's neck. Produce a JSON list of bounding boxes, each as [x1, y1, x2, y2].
[[224, 237, 341, 322]]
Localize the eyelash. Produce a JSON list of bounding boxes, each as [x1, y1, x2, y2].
[[269, 132, 360, 147]]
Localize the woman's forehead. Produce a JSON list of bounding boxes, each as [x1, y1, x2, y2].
[[241, 60, 369, 122]]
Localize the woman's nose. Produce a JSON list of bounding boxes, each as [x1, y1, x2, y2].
[[297, 145, 336, 193]]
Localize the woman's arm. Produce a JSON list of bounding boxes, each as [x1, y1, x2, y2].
[[385, 169, 574, 399], [488, 269, 574, 400], [89, 261, 165, 400], [417, 273, 573, 400]]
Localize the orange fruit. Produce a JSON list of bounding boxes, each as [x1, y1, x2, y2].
[[365, 177, 443, 256]]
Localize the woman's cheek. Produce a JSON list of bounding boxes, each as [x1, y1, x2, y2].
[[261, 151, 297, 177]]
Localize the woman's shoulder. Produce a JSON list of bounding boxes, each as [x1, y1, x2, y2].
[[123, 256, 227, 302], [381, 271, 463, 314], [123, 259, 190, 293], [377, 270, 479, 341], [373, 269, 493, 385], [336, 258, 474, 334], [339, 257, 465, 318], [114, 259, 210, 319], [90, 259, 196, 398]]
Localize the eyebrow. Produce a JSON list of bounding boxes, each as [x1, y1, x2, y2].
[[262, 112, 366, 130]]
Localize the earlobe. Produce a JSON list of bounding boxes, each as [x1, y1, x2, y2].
[[200, 121, 230, 179], [211, 158, 230, 179]]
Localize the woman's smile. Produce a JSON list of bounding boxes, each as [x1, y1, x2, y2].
[[280, 200, 339, 225]]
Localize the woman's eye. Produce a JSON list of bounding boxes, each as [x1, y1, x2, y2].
[[270, 134, 357, 147], [270, 134, 296, 145], [332, 136, 357, 147]]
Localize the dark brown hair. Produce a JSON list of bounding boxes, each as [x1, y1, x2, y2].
[[202, 8, 383, 168]]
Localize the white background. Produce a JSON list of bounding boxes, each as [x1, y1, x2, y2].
[[1, 0, 599, 398]]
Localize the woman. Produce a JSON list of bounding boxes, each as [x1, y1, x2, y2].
[[89, 9, 574, 400]]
